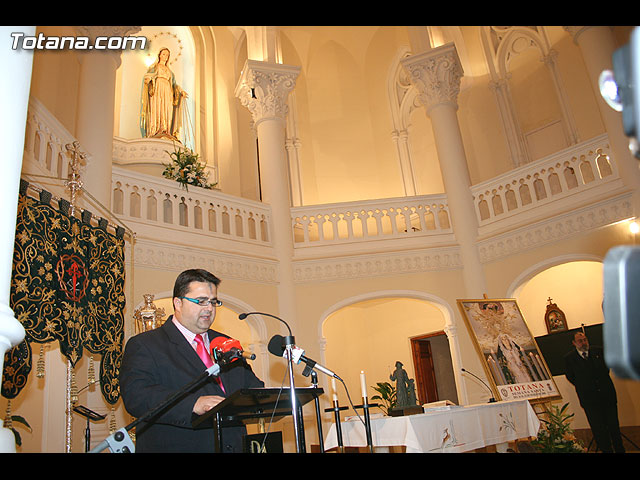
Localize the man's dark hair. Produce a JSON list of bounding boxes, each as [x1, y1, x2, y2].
[[172, 269, 221, 298]]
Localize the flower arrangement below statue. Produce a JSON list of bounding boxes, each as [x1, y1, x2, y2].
[[162, 147, 217, 191]]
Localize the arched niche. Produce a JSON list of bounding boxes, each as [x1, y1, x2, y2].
[[319, 291, 466, 406], [114, 26, 197, 149], [481, 26, 578, 166], [507, 256, 604, 337]]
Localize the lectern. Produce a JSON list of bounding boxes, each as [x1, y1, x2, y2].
[[193, 387, 323, 453]]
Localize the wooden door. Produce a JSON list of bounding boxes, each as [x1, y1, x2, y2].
[[411, 336, 439, 405]]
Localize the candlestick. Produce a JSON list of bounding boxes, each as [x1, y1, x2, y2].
[[360, 370, 367, 399], [332, 378, 338, 402]]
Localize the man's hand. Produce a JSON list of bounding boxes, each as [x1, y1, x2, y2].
[[193, 395, 225, 415]]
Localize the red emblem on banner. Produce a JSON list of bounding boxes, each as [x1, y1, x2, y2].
[[56, 254, 89, 301]]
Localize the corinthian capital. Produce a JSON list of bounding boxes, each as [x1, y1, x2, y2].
[[235, 60, 301, 126], [401, 43, 463, 114]]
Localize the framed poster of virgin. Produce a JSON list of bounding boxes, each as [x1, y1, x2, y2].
[[457, 298, 561, 404]]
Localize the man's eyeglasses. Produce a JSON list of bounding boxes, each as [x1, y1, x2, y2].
[[180, 296, 223, 307]]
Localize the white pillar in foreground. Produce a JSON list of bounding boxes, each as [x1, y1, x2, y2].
[[0, 25, 35, 453]]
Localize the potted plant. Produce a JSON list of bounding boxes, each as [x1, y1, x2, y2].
[[371, 381, 397, 416], [162, 146, 216, 192], [530, 402, 585, 453]]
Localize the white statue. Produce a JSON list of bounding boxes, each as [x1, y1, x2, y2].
[[140, 48, 188, 141]]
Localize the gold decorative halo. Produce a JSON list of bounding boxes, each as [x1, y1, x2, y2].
[[146, 31, 184, 68]]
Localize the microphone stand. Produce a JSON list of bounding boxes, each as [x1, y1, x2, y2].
[[309, 371, 325, 453], [89, 363, 220, 453], [73, 405, 106, 453], [461, 368, 497, 403], [284, 333, 306, 453], [240, 312, 306, 453]]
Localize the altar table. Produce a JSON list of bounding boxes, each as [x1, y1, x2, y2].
[[323, 399, 540, 453]]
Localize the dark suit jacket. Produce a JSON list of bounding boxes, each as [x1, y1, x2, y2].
[[119, 316, 264, 453], [564, 346, 617, 409]]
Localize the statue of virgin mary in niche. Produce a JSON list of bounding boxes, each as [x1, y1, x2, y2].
[[140, 47, 188, 142]]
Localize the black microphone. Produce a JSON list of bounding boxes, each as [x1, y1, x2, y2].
[[461, 368, 497, 403], [222, 347, 256, 363], [268, 334, 341, 380]]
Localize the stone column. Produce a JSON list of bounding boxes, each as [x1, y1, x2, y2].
[[236, 60, 301, 326], [402, 44, 487, 298], [74, 26, 140, 210], [443, 323, 468, 405], [0, 25, 35, 453], [565, 26, 640, 213]]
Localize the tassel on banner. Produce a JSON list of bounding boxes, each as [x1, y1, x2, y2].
[[87, 356, 96, 385], [36, 344, 45, 378], [4, 400, 12, 430], [109, 407, 117, 434], [70, 370, 78, 405]]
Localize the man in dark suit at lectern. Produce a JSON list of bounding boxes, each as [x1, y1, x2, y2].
[[120, 269, 264, 453], [564, 331, 624, 453]]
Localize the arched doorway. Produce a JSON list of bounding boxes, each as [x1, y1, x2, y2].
[[320, 292, 463, 409], [508, 257, 604, 336]]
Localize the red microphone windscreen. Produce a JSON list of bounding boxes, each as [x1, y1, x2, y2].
[[210, 336, 243, 362]]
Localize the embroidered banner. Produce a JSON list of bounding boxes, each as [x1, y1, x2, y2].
[[2, 186, 126, 405]]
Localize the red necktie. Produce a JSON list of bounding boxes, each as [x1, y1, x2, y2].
[[194, 334, 226, 393], [194, 334, 213, 368]]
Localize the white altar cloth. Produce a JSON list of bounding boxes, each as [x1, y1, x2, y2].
[[323, 399, 540, 453]]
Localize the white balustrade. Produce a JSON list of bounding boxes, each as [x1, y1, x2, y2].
[[22, 97, 78, 181], [21, 97, 627, 261], [112, 167, 272, 246], [471, 134, 622, 230], [291, 195, 452, 247]]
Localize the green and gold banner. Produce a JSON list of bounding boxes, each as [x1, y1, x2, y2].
[[2, 183, 126, 405]]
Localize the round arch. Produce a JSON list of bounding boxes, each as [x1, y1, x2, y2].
[[506, 253, 604, 298], [317, 290, 468, 405], [507, 254, 606, 339]]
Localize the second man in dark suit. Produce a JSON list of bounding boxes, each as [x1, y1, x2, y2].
[[564, 331, 624, 453]]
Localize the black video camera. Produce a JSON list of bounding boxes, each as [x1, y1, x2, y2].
[[601, 27, 640, 380]]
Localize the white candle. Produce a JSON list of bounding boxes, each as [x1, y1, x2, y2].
[[360, 370, 367, 399], [332, 378, 338, 402]]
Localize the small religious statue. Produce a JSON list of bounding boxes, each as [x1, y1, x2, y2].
[[389, 361, 421, 416], [140, 47, 188, 142], [133, 294, 166, 333]]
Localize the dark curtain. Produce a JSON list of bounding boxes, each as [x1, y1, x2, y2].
[[2, 183, 126, 405]]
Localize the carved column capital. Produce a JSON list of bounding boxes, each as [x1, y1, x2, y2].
[[235, 60, 301, 126], [401, 43, 464, 114]]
